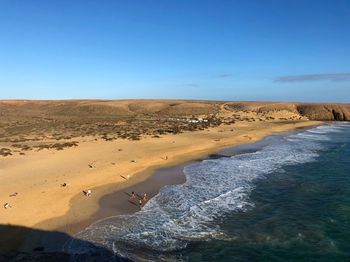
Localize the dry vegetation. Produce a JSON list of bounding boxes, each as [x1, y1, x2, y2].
[[0, 99, 349, 157], [0, 100, 222, 156]]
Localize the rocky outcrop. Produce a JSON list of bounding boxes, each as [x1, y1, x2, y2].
[[296, 104, 350, 121], [224, 101, 350, 122]]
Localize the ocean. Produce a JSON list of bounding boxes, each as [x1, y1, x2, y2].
[[66, 122, 350, 261]]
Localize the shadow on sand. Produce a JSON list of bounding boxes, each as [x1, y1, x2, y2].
[[0, 224, 130, 262]]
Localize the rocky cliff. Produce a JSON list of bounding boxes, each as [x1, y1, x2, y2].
[[296, 104, 350, 121]]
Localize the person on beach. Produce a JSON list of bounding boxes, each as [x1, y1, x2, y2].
[[131, 191, 136, 199], [138, 199, 143, 209], [142, 193, 147, 202], [83, 189, 92, 196]]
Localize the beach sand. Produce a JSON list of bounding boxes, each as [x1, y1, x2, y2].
[[0, 120, 322, 252]]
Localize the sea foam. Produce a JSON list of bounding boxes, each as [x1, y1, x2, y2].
[[66, 124, 345, 261]]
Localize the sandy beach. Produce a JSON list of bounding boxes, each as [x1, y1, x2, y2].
[[0, 119, 322, 252], [2, 2, 350, 259], [2, 98, 345, 254]]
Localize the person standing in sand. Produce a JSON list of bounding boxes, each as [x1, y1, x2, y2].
[[83, 189, 92, 196], [131, 191, 136, 199], [138, 199, 143, 209]]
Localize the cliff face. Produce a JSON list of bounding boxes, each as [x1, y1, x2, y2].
[[224, 102, 350, 122], [296, 104, 350, 121]]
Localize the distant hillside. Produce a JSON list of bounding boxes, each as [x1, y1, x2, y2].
[[0, 99, 349, 156], [0, 100, 349, 121]]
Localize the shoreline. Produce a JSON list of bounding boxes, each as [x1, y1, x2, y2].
[[0, 120, 324, 253], [22, 120, 324, 252]]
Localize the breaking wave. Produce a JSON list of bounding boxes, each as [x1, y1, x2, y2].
[[66, 123, 348, 261]]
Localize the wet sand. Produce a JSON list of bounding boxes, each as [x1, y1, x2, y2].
[[66, 128, 306, 234], [63, 162, 189, 234], [1, 120, 324, 254], [28, 162, 192, 252], [38, 128, 309, 252]]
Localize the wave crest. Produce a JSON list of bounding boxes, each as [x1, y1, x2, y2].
[[66, 124, 345, 260]]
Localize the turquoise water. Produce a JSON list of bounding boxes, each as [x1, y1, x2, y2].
[[182, 125, 350, 262], [68, 123, 350, 261]]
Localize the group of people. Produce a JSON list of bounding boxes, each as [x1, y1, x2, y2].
[[131, 191, 147, 209]]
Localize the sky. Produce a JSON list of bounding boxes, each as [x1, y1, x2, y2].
[[0, 0, 349, 102]]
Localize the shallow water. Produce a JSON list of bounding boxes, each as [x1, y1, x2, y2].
[[67, 123, 350, 261]]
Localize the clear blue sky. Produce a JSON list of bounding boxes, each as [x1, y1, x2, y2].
[[0, 0, 349, 102]]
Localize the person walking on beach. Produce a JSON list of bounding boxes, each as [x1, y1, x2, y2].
[[131, 191, 136, 199]]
